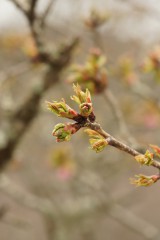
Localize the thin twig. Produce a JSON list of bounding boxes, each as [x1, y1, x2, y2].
[[132, 81, 160, 110], [0, 174, 55, 215], [39, 0, 56, 29], [103, 89, 139, 147], [110, 204, 159, 239], [85, 120, 160, 170], [89, 22, 139, 148], [0, 173, 159, 239]]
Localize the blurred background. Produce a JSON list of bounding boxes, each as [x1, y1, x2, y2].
[[1, 0, 160, 240]]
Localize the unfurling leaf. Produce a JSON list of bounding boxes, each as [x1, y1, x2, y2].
[[72, 84, 91, 104], [130, 174, 160, 187], [150, 144, 160, 158], [135, 150, 153, 166], [71, 84, 94, 117], [46, 99, 78, 119], [85, 129, 108, 152], [52, 123, 80, 142]]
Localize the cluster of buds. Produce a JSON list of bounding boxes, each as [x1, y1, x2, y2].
[[71, 84, 93, 118], [47, 84, 95, 143], [47, 85, 160, 187], [67, 48, 108, 94], [135, 150, 154, 166], [117, 56, 138, 85], [133, 146, 160, 186], [130, 174, 160, 187], [142, 46, 160, 82], [84, 9, 110, 30], [135, 145, 160, 167], [84, 129, 108, 153]]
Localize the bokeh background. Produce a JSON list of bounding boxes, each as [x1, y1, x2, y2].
[[1, 1, 160, 240]]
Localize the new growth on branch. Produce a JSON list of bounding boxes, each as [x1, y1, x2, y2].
[[47, 84, 160, 187]]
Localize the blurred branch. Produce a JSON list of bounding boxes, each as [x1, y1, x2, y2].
[[9, 0, 30, 14], [0, 62, 31, 89], [9, 0, 67, 67], [80, 171, 159, 239], [39, 0, 56, 29], [0, 174, 56, 215], [0, 204, 8, 220], [103, 89, 139, 148], [86, 19, 139, 148], [0, 0, 79, 170], [110, 204, 158, 239], [0, 173, 159, 239], [29, 0, 38, 22], [131, 81, 160, 110], [0, 38, 78, 170]]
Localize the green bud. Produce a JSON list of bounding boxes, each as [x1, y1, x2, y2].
[[52, 123, 81, 142], [130, 174, 160, 187], [79, 103, 93, 117], [47, 99, 78, 119], [135, 151, 153, 166], [71, 84, 92, 105], [52, 123, 71, 142], [85, 129, 108, 152], [89, 138, 108, 153]]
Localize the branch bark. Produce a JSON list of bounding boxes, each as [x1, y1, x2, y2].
[[85, 121, 160, 170]]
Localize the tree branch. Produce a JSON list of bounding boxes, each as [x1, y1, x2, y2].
[[85, 120, 160, 170], [39, 0, 56, 29], [1, 1, 79, 170], [9, 0, 30, 15], [132, 81, 160, 110], [86, 16, 139, 148], [103, 89, 139, 148], [0, 38, 78, 170]]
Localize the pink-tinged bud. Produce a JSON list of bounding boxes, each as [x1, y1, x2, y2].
[[64, 123, 81, 134], [71, 84, 92, 105], [84, 129, 108, 152], [46, 99, 78, 119], [52, 123, 81, 142], [79, 103, 93, 117], [52, 123, 71, 142], [71, 84, 94, 119], [90, 48, 101, 57], [142, 46, 160, 82], [130, 174, 160, 187], [150, 144, 160, 158]]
